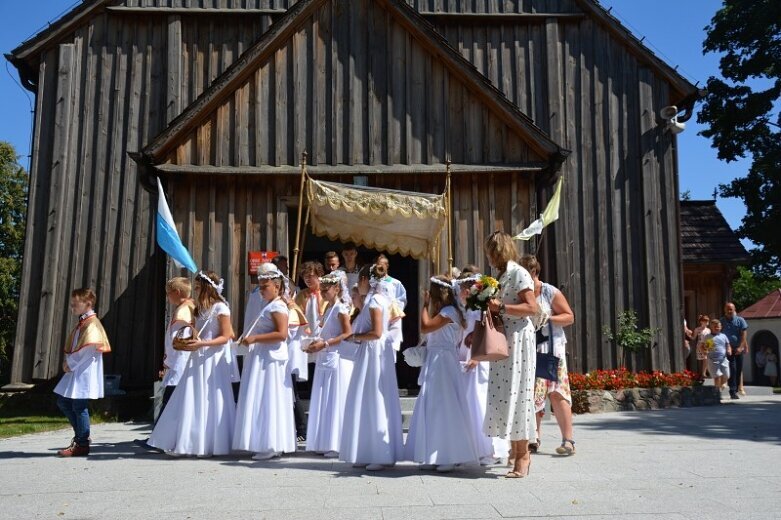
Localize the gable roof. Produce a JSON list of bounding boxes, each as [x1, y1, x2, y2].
[[9, 0, 702, 105], [9, 0, 111, 64], [680, 200, 750, 264], [138, 0, 568, 166], [572, 0, 700, 104], [741, 289, 781, 319]]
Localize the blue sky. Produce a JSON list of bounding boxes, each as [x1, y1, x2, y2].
[[0, 1, 752, 243]]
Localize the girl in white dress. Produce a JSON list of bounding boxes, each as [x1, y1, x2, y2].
[[149, 270, 237, 457], [339, 263, 403, 471], [305, 271, 353, 457], [233, 263, 296, 460], [457, 268, 510, 465], [406, 276, 480, 472], [482, 232, 539, 479]]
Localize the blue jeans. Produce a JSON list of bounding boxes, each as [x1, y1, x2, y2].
[[56, 395, 91, 446]]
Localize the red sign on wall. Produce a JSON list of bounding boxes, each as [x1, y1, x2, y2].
[[248, 251, 279, 275]]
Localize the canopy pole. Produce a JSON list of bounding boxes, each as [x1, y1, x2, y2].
[[446, 160, 453, 274], [298, 203, 312, 275], [292, 151, 308, 281]]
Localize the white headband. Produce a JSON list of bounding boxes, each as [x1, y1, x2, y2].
[[430, 277, 453, 289], [197, 271, 224, 295], [256, 262, 285, 281]]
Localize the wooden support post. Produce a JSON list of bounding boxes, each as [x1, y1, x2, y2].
[[446, 160, 453, 274], [292, 151, 308, 281]]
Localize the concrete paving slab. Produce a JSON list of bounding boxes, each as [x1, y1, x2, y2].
[[0, 395, 779, 520]]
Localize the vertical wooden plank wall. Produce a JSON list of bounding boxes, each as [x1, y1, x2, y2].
[[170, 1, 536, 168], [12, 0, 690, 385], [429, 7, 685, 372], [11, 11, 277, 386]]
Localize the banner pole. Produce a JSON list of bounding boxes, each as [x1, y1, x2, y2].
[[292, 151, 308, 281], [446, 159, 453, 274]]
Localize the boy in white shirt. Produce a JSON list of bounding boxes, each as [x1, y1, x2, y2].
[[159, 278, 195, 416], [54, 288, 111, 457], [135, 278, 195, 452]]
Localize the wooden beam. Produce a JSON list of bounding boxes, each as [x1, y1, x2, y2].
[[106, 7, 287, 15], [153, 163, 545, 176], [420, 12, 585, 23]]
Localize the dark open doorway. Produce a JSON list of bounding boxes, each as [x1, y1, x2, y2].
[[289, 221, 421, 392]]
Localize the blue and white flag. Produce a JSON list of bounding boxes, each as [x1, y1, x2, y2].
[[156, 177, 198, 272]]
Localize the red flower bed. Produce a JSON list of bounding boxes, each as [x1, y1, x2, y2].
[[569, 368, 698, 391]]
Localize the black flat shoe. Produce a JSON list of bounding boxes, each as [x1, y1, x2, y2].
[[133, 438, 163, 453]]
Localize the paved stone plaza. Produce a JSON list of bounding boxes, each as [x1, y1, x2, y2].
[[1, 393, 779, 520]]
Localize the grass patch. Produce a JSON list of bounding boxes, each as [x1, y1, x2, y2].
[[0, 415, 71, 439], [0, 412, 113, 439], [0, 392, 116, 439]]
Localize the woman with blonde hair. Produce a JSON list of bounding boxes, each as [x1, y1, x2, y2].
[[520, 254, 576, 456], [483, 231, 539, 478]]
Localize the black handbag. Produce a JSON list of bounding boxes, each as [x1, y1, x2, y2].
[[535, 321, 559, 382]]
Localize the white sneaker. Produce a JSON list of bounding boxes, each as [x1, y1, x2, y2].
[[436, 464, 455, 473], [165, 450, 185, 458], [252, 452, 280, 460], [365, 463, 385, 471], [324, 451, 339, 458]]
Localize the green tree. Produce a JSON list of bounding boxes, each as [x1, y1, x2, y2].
[[603, 310, 658, 368], [698, 0, 781, 275], [731, 266, 781, 312], [0, 142, 28, 381]]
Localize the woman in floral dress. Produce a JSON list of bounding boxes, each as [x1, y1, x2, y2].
[[520, 255, 576, 456]]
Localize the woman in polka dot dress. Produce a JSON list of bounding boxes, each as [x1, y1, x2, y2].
[[482, 231, 539, 478]]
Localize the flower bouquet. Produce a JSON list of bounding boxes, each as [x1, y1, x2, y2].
[[465, 275, 508, 362], [464, 275, 500, 312]]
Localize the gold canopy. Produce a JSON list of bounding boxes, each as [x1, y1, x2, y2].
[[306, 179, 447, 260]]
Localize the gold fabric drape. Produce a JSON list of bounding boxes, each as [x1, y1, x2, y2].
[[306, 179, 447, 259]]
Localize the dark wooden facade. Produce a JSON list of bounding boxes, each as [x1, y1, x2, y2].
[[8, 0, 698, 388]]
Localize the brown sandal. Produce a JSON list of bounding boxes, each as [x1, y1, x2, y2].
[[555, 439, 576, 456]]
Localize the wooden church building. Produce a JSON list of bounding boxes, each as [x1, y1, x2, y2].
[[6, 0, 701, 389]]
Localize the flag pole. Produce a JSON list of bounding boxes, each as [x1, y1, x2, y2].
[[446, 159, 453, 274], [292, 151, 308, 282]]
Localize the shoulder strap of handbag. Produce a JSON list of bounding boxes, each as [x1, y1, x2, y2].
[[546, 318, 555, 356]]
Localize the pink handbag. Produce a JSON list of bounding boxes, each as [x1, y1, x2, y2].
[[470, 310, 509, 362]]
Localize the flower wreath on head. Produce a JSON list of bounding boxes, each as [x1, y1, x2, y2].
[[196, 270, 227, 303], [366, 264, 394, 298], [320, 271, 351, 307]]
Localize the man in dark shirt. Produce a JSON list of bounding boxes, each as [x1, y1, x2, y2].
[[720, 302, 748, 400]]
